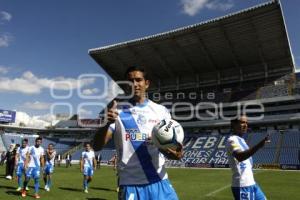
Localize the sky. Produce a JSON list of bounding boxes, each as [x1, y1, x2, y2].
[[0, 0, 299, 127]]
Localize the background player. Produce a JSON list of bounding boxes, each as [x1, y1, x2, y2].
[[226, 115, 269, 200], [22, 137, 44, 199], [80, 142, 96, 193], [43, 143, 56, 192], [15, 138, 29, 191], [93, 66, 183, 200]]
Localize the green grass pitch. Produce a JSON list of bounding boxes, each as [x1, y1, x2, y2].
[[0, 165, 299, 199]]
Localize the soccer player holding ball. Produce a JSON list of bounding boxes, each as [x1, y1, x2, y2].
[[226, 115, 269, 200], [93, 66, 183, 200]]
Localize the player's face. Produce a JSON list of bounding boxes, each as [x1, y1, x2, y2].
[[22, 141, 27, 148], [35, 139, 42, 147], [235, 116, 248, 135], [127, 70, 149, 100], [85, 144, 91, 151], [48, 145, 53, 151]]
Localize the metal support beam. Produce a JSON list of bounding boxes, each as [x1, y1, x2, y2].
[[219, 22, 241, 68], [194, 32, 219, 71], [249, 18, 269, 80], [148, 44, 176, 78], [169, 36, 198, 73]]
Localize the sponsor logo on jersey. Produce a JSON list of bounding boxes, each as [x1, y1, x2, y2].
[[125, 129, 147, 141]]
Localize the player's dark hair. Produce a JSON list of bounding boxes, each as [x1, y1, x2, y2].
[[22, 138, 28, 143], [49, 143, 54, 146], [84, 142, 90, 146], [35, 137, 42, 142], [125, 66, 148, 80]]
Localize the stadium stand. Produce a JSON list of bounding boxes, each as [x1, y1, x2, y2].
[[166, 130, 300, 167]]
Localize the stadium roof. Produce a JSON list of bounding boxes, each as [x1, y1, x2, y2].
[[89, 0, 295, 89]]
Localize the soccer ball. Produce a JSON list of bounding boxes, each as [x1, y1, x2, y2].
[[152, 119, 184, 150]]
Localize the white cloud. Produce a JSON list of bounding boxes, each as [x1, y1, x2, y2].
[[0, 33, 12, 47], [82, 88, 99, 95], [13, 111, 54, 128], [0, 66, 9, 74], [181, 0, 234, 16], [206, 0, 234, 11], [0, 11, 12, 23], [78, 108, 93, 118], [0, 70, 96, 94], [22, 101, 52, 110]]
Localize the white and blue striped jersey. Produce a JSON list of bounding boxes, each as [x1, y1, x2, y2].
[[81, 150, 95, 168], [226, 135, 255, 187], [109, 99, 171, 185], [17, 146, 29, 164], [28, 146, 44, 168], [45, 150, 56, 165]]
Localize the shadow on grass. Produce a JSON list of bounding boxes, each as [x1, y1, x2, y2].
[[59, 187, 83, 192], [86, 198, 107, 200], [0, 185, 16, 190], [90, 186, 116, 192], [5, 190, 20, 196]]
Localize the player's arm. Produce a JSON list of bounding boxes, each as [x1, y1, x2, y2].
[[93, 157, 97, 170], [15, 151, 20, 167], [93, 125, 113, 151], [48, 151, 56, 160], [93, 100, 118, 151], [233, 135, 270, 162], [40, 153, 45, 168], [24, 151, 30, 169], [80, 156, 84, 172]]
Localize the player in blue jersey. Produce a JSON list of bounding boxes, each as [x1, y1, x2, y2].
[[15, 138, 29, 191], [43, 143, 56, 192], [80, 142, 96, 193], [226, 115, 269, 200], [22, 137, 44, 199], [93, 66, 183, 200]]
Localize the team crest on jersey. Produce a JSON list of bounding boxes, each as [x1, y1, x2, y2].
[[137, 114, 147, 125]]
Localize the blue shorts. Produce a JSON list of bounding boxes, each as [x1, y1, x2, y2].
[[16, 163, 25, 176], [232, 184, 266, 200], [119, 179, 178, 200], [83, 166, 94, 176], [26, 167, 41, 179], [44, 163, 54, 175]]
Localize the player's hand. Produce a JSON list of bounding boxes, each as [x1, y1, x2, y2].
[[161, 143, 183, 160], [106, 100, 118, 124], [258, 134, 270, 148]]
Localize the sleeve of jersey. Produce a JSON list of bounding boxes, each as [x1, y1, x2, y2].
[[227, 138, 241, 154], [163, 106, 171, 120], [108, 123, 116, 134]]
